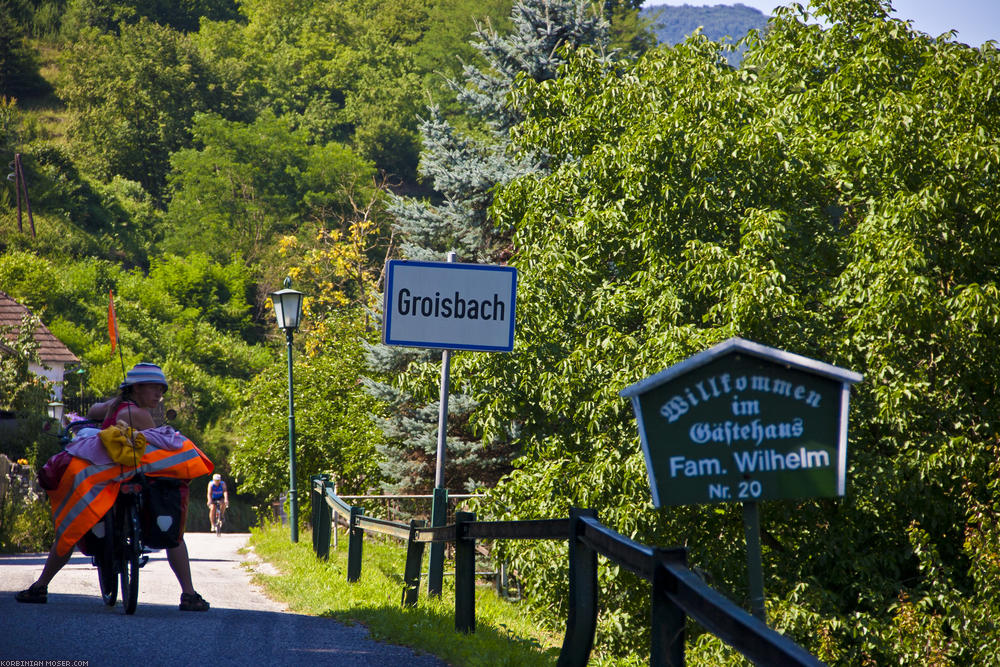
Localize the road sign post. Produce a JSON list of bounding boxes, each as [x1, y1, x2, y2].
[[383, 256, 517, 595]]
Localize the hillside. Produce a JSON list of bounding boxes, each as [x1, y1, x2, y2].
[[640, 2, 769, 45]]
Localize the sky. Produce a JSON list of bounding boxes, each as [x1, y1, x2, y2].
[[641, 0, 1000, 47]]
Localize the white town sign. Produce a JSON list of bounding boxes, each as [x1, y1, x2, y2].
[[383, 260, 517, 352]]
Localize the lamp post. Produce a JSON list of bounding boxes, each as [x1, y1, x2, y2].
[[73, 366, 85, 416], [270, 277, 305, 542]]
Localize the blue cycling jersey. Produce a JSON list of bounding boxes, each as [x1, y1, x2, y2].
[[210, 481, 226, 500]]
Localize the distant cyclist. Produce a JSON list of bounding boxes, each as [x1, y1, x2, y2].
[[207, 474, 228, 533]]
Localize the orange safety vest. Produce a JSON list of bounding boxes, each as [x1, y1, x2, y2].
[[47, 438, 213, 556]]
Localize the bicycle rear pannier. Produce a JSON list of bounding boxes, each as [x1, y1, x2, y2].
[[141, 477, 183, 549]]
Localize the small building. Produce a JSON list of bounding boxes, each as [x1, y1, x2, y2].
[[0, 290, 79, 400]]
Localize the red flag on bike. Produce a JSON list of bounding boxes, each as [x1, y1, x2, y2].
[[108, 289, 118, 352]]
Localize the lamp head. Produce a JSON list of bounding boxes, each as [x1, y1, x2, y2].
[[47, 401, 65, 423], [269, 277, 304, 332]]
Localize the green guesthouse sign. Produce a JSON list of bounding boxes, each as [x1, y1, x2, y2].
[[620, 338, 863, 508]]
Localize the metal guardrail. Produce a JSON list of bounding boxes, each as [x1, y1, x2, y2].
[[310, 475, 825, 666]]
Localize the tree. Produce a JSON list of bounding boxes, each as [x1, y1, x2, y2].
[[0, 3, 49, 99], [0, 249, 272, 429], [192, 0, 429, 180], [58, 19, 238, 198], [0, 313, 53, 467], [470, 0, 1000, 660], [229, 310, 385, 512], [365, 0, 610, 495], [162, 110, 376, 266]]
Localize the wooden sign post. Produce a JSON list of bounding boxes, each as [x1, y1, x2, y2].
[[620, 338, 862, 621]]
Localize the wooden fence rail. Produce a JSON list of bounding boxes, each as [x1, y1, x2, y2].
[[310, 475, 825, 666]]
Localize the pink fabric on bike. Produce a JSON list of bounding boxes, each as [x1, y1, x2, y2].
[[63, 431, 114, 465], [64, 425, 187, 465], [142, 426, 187, 451]]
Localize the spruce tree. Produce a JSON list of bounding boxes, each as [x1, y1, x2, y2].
[[365, 0, 610, 494]]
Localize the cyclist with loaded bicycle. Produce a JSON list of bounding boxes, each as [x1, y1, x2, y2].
[[14, 362, 211, 612], [207, 473, 228, 533]]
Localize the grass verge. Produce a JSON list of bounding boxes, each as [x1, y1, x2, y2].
[[247, 521, 561, 666]]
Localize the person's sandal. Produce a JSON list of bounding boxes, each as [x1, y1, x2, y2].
[[179, 592, 209, 611], [15, 583, 47, 604]]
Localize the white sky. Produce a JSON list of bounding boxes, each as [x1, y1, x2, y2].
[[641, 1, 1000, 47]]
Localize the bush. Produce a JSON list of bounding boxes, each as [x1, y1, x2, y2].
[[0, 458, 53, 553]]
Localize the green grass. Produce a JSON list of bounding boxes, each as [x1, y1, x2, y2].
[[247, 522, 562, 666]]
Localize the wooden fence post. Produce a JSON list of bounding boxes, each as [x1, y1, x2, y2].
[[557, 508, 599, 667], [454, 511, 476, 633], [347, 505, 364, 582], [332, 476, 339, 550], [310, 475, 320, 556], [401, 518, 426, 607], [651, 547, 688, 667], [314, 475, 332, 560]]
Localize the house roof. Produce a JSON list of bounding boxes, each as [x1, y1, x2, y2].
[[0, 290, 79, 365]]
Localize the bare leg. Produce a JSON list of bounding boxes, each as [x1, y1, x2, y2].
[[166, 539, 196, 595], [33, 543, 73, 588]]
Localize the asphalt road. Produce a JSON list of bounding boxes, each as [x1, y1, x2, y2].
[[0, 532, 449, 666]]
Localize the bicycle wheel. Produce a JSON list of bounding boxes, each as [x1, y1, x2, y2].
[[215, 510, 223, 536], [96, 515, 117, 606], [119, 502, 141, 615]]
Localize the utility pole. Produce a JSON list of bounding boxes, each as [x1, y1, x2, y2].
[[7, 153, 36, 237]]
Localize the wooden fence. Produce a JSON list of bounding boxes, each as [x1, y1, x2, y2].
[[310, 475, 825, 666]]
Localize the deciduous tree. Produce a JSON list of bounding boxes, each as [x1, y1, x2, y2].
[[366, 0, 610, 494], [473, 0, 1000, 660]]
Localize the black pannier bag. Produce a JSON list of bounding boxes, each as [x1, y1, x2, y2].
[[141, 477, 184, 549], [81, 513, 111, 557]]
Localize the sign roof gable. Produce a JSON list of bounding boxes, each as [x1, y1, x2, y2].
[[620, 337, 862, 399]]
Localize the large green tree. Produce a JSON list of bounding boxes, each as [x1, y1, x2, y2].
[[193, 0, 429, 180], [230, 310, 385, 510], [366, 0, 610, 495], [0, 2, 49, 98], [58, 19, 240, 198], [162, 110, 375, 266], [60, 0, 240, 35], [471, 0, 1000, 661]]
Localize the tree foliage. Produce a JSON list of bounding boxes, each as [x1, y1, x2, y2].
[[366, 0, 610, 495], [162, 110, 375, 266], [0, 313, 53, 466], [58, 19, 240, 198], [471, 0, 1000, 660], [59, 0, 240, 35], [192, 0, 431, 179], [0, 2, 49, 97], [230, 310, 385, 507], [0, 249, 270, 430]]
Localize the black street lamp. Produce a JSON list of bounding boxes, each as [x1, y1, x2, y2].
[[270, 277, 305, 542]]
